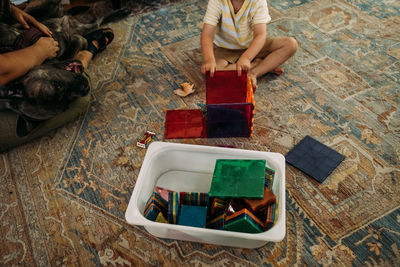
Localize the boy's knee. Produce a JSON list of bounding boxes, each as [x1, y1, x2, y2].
[[215, 58, 230, 68], [285, 37, 299, 55]]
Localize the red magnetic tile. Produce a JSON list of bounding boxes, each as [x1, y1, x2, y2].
[[164, 109, 206, 139], [206, 70, 248, 104]]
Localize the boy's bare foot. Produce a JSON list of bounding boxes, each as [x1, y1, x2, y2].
[[271, 67, 284, 75], [248, 66, 284, 92], [248, 72, 258, 91], [251, 59, 284, 75]]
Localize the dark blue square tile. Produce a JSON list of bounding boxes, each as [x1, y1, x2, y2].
[[285, 136, 345, 183]]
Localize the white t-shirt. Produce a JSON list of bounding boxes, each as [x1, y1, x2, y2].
[[204, 0, 271, 49]]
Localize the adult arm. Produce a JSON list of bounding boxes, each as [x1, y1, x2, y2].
[[236, 23, 267, 76], [10, 4, 52, 36], [0, 37, 59, 86], [201, 23, 217, 77]]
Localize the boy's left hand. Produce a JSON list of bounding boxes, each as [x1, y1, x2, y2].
[[236, 57, 251, 76]]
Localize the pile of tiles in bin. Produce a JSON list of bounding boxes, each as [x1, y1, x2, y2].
[[143, 159, 278, 233]]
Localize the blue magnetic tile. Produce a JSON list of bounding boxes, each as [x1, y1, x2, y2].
[[206, 103, 253, 138], [178, 205, 207, 228], [285, 136, 345, 183]]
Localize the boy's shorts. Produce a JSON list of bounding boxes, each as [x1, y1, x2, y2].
[[214, 37, 275, 64]]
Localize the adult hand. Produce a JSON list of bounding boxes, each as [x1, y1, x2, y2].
[[201, 59, 216, 77], [10, 5, 53, 36], [34, 37, 59, 59], [236, 56, 251, 77]]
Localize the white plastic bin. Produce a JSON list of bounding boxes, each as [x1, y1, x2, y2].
[[125, 141, 286, 248]]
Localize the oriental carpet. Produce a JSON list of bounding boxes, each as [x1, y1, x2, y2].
[[1, 0, 399, 265]]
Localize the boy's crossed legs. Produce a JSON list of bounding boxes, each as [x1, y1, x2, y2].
[[214, 37, 298, 90]]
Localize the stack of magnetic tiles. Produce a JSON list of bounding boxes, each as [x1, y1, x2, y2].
[[143, 159, 278, 234], [143, 191, 209, 227]]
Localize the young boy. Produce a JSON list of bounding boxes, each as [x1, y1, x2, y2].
[[201, 0, 298, 90]]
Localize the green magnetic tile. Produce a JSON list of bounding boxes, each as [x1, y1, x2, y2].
[[209, 159, 266, 198], [224, 216, 263, 233]]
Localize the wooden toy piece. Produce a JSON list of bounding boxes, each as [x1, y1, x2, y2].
[[224, 208, 264, 233], [179, 192, 209, 206], [173, 82, 195, 97], [206, 213, 226, 230], [137, 130, 155, 148], [243, 186, 276, 213], [168, 191, 179, 224], [209, 159, 266, 198], [155, 212, 168, 223], [178, 205, 207, 228]]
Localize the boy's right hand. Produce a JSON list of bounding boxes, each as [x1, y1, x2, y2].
[[34, 37, 59, 59], [201, 59, 216, 77], [236, 56, 251, 77]]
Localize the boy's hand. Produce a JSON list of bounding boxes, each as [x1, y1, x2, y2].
[[236, 56, 251, 76], [201, 59, 216, 77]]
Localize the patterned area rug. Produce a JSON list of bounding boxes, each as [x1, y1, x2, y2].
[[1, 0, 400, 265]]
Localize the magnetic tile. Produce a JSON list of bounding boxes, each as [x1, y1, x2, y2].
[[208, 197, 229, 216], [168, 192, 179, 224], [263, 201, 277, 231], [206, 70, 248, 104], [144, 192, 168, 217], [164, 109, 206, 139], [209, 159, 266, 198], [224, 208, 264, 233], [144, 204, 162, 221], [178, 205, 207, 228], [285, 136, 345, 183], [265, 167, 275, 189], [179, 192, 209, 206], [155, 212, 168, 223], [243, 186, 276, 213], [206, 103, 254, 138], [206, 213, 226, 230]]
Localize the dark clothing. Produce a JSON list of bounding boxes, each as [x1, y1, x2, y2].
[[0, 26, 45, 53], [0, 0, 11, 93], [0, 0, 11, 23]]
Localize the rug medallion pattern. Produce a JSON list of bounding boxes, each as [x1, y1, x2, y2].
[[1, 0, 399, 265]]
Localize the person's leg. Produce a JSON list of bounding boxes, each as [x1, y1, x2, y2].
[[75, 28, 114, 68], [73, 32, 113, 68], [249, 37, 298, 90], [214, 46, 243, 71], [65, 41, 98, 72], [74, 49, 94, 68]]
